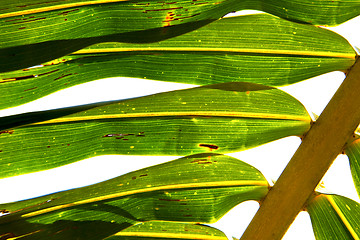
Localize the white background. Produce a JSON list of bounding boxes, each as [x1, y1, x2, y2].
[[0, 11, 359, 240]]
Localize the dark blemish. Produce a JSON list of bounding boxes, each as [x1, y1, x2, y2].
[[53, 73, 72, 81], [18, 27, 26, 29], [122, 139, 129, 141], [58, 8, 80, 15], [47, 146, 50, 148], [64, 18, 67, 21], [38, 69, 60, 76], [159, 199, 184, 202], [165, 1, 177, 4], [0, 130, 14, 135], [0, 150, 3, 153], [199, 144, 219, 150], [132, 176, 137, 180], [24, 87, 38, 92], [67, 144, 70, 146], [16, 17, 47, 24], [180, 203, 187, 205], [2, 75, 35, 83], [144, 6, 183, 12], [191, 158, 212, 164], [0, 209, 9, 214], [183, 215, 193, 217], [139, 174, 148, 177]]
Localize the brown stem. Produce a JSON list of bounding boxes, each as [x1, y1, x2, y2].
[[240, 57, 360, 240]]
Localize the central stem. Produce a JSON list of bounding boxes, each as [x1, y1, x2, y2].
[[240, 57, 360, 240]]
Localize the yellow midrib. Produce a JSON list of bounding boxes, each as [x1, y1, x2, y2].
[[74, 47, 356, 59], [27, 111, 311, 127], [20, 180, 268, 218], [113, 231, 228, 239], [325, 195, 360, 240], [0, 0, 128, 19]]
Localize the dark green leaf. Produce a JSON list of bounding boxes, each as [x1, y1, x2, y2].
[[0, 153, 268, 239], [1, 0, 359, 72], [0, 82, 311, 178], [0, 14, 355, 109]]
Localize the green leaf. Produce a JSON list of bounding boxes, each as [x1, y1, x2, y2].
[[0, 82, 311, 178], [1, 0, 359, 73], [107, 221, 229, 240], [344, 136, 360, 198], [306, 193, 360, 240], [0, 153, 268, 240], [0, 14, 356, 110]]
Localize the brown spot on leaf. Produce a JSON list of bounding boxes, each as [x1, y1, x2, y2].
[[0, 209, 9, 214], [163, 11, 175, 26], [199, 144, 219, 150], [24, 87, 38, 92], [0, 130, 14, 135], [159, 198, 185, 202], [58, 8, 79, 16], [191, 158, 213, 164]]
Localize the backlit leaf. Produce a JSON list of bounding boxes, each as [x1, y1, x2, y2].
[[0, 14, 356, 109], [0, 153, 268, 239], [0, 0, 359, 72], [307, 193, 360, 240], [0, 82, 311, 178], [107, 221, 229, 240], [344, 135, 360, 198]]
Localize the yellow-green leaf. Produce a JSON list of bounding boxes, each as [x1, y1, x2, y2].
[[0, 82, 311, 178], [344, 136, 360, 198], [0, 154, 268, 240], [0, 14, 356, 109], [307, 193, 360, 240], [107, 222, 228, 240]]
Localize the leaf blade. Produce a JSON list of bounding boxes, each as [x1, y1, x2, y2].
[[107, 222, 228, 240], [344, 137, 360, 198], [0, 154, 268, 239], [0, 82, 311, 178], [307, 193, 360, 240], [0, 14, 356, 109], [0, 0, 359, 73]]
